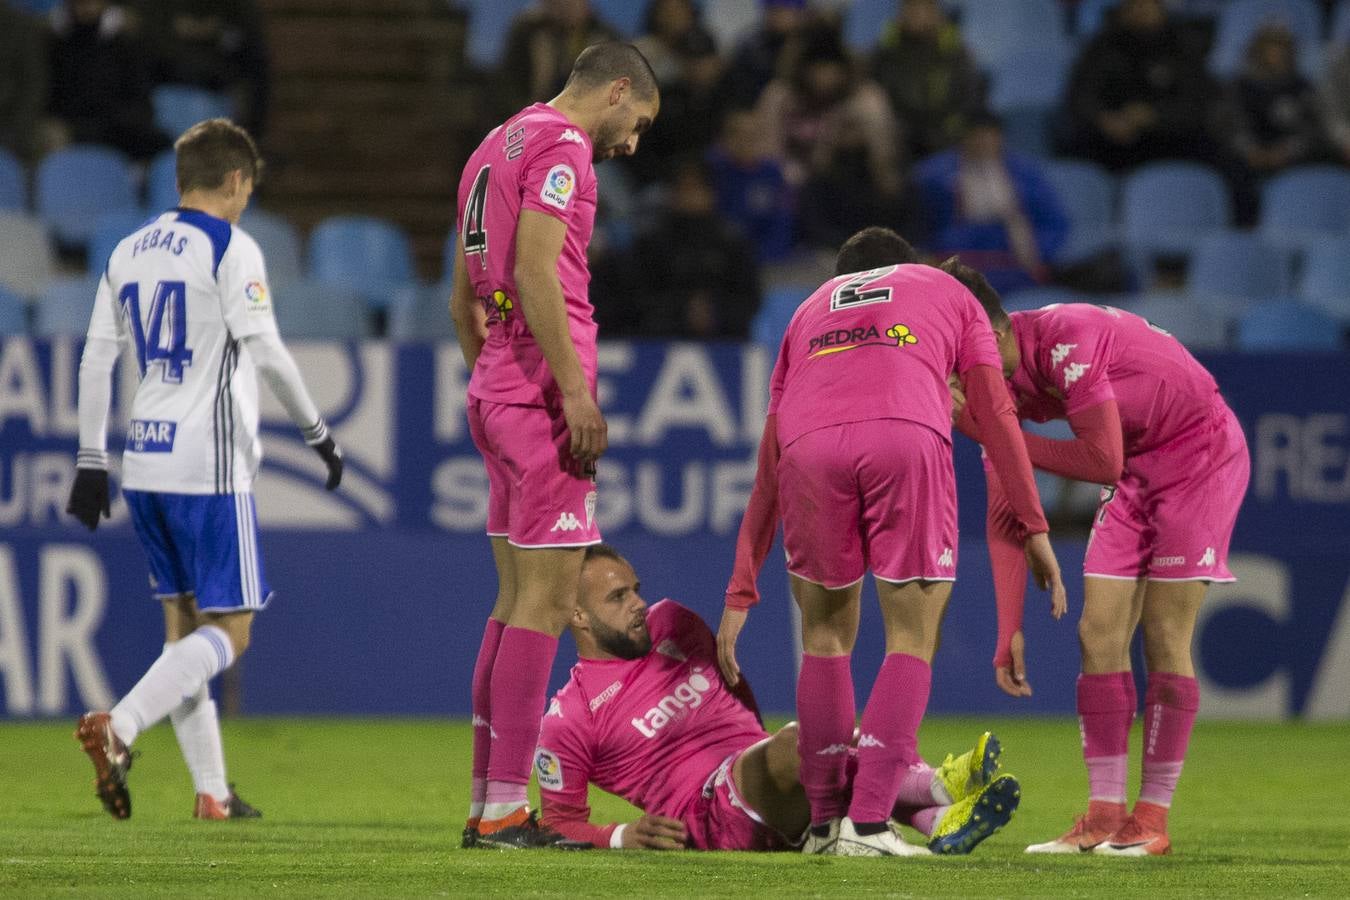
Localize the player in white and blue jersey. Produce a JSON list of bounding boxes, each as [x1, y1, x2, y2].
[[68, 119, 343, 820]]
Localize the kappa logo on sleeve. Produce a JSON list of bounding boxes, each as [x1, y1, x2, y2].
[[540, 164, 576, 211], [244, 280, 271, 314], [1063, 361, 1091, 388], [535, 749, 564, 791]]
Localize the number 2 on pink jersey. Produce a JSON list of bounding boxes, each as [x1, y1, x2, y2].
[[831, 265, 898, 311]]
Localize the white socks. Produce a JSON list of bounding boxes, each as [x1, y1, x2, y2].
[[171, 682, 230, 803], [110, 626, 235, 747]]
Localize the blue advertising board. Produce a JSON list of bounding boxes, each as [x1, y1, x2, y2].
[[1, 338, 1347, 718]]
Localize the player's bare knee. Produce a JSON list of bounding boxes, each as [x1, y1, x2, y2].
[[1078, 617, 1124, 668], [766, 724, 801, 789]]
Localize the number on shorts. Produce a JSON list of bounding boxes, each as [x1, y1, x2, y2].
[[831, 265, 898, 311], [462, 165, 490, 260]]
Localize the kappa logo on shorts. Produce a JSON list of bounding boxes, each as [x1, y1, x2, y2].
[[1152, 555, 1186, 568], [550, 512, 584, 532], [1199, 547, 1216, 567], [938, 547, 954, 568], [535, 749, 564, 791]]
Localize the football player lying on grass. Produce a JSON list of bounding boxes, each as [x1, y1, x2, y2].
[[514, 545, 1019, 854]]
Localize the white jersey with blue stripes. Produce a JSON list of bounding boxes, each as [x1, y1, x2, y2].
[[87, 208, 279, 494]]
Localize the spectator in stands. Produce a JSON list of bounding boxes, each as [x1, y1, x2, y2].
[[707, 108, 796, 262], [45, 0, 168, 160], [1220, 24, 1325, 181], [496, 0, 619, 114], [871, 0, 985, 159], [914, 112, 1068, 295], [633, 158, 762, 339], [1321, 41, 1350, 166], [1061, 0, 1214, 170], [129, 0, 271, 138], [625, 1, 725, 184], [756, 24, 905, 250], [0, 3, 48, 162], [719, 0, 813, 111]]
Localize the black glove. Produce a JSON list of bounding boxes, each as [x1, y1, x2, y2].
[[67, 468, 111, 531], [312, 436, 344, 491]]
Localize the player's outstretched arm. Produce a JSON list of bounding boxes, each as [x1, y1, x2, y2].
[[986, 469, 1034, 697], [514, 209, 605, 468], [240, 332, 342, 490], [447, 233, 487, 370], [720, 414, 781, 685], [1020, 400, 1125, 485]]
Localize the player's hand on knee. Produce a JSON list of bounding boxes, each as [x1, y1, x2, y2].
[[67, 468, 111, 531], [310, 436, 344, 491], [563, 391, 607, 465], [1024, 532, 1068, 619], [717, 607, 747, 686], [624, 814, 687, 850], [995, 630, 1033, 698]]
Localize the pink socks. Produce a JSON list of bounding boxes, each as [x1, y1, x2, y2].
[[1077, 672, 1136, 806], [469, 618, 505, 815], [797, 654, 855, 826], [1139, 672, 1199, 811], [484, 626, 560, 812], [847, 653, 932, 825]]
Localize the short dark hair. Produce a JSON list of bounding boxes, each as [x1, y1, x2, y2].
[[174, 118, 261, 194], [583, 543, 628, 568], [835, 227, 919, 275], [564, 41, 660, 102], [936, 256, 1010, 329]]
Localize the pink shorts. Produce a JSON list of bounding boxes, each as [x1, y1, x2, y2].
[[777, 419, 958, 588], [1085, 404, 1248, 582], [684, 749, 793, 851], [466, 396, 601, 548]]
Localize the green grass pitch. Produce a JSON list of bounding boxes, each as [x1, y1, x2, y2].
[[3, 717, 1348, 897]]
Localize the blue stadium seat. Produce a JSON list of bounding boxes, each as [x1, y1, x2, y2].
[[389, 283, 456, 341], [1259, 166, 1350, 249], [1044, 159, 1117, 264], [750, 284, 810, 349], [88, 210, 154, 275], [1074, 0, 1120, 36], [1002, 285, 1079, 312], [989, 46, 1073, 114], [1333, 0, 1350, 45], [1208, 0, 1323, 81], [0, 147, 25, 210], [151, 85, 233, 138], [960, 0, 1068, 71], [845, 0, 896, 52], [270, 278, 368, 340], [308, 215, 416, 310], [1187, 231, 1293, 314], [6, 0, 61, 13], [240, 208, 305, 286], [1128, 292, 1230, 349], [1296, 236, 1350, 322], [1237, 300, 1344, 350], [33, 276, 98, 337], [1121, 161, 1232, 264], [35, 144, 138, 247], [466, 0, 522, 69], [0, 211, 57, 299], [705, 0, 760, 52], [146, 148, 179, 213], [0, 285, 27, 335], [590, 0, 644, 38], [999, 107, 1053, 157]]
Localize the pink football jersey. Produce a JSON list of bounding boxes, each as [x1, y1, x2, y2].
[[536, 601, 769, 840], [769, 264, 1003, 450], [1008, 304, 1223, 456], [457, 103, 599, 407]]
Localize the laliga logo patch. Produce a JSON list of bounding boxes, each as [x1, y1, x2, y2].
[[540, 164, 576, 211], [535, 749, 564, 790], [244, 280, 270, 312]]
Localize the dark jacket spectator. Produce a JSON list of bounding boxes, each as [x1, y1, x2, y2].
[[1320, 42, 1350, 166], [0, 4, 48, 162], [871, 0, 984, 159], [1221, 24, 1325, 178], [719, 0, 812, 111], [47, 0, 168, 160], [130, 0, 271, 137], [634, 159, 762, 339], [496, 0, 619, 114], [707, 108, 795, 262], [916, 114, 1068, 295], [1062, 0, 1214, 169]]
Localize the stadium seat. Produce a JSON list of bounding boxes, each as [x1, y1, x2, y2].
[[32, 276, 98, 337], [1074, 0, 1120, 36], [960, 0, 1069, 71], [989, 47, 1073, 114], [1237, 300, 1344, 350], [1296, 236, 1350, 322], [1187, 231, 1293, 315], [1002, 285, 1079, 312], [1128, 292, 1231, 350], [0, 212, 57, 300], [845, 0, 896, 52], [705, 0, 760, 52], [151, 85, 233, 138], [35, 144, 139, 247], [750, 284, 810, 349], [0, 147, 25, 210], [270, 278, 369, 340], [6, 0, 62, 13], [1333, 0, 1350, 45], [1208, 0, 1323, 81], [308, 215, 416, 310], [145, 148, 179, 213], [590, 0, 644, 38], [240, 208, 305, 286], [1259, 166, 1350, 249], [0, 285, 27, 335], [1121, 161, 1232, 267], [389, 283, 456, 341], [1044, 159, 1117, 264], [999, 106, 1054, 157], [465, 0, 520, 69], [88, 210, 154, 274]]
